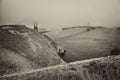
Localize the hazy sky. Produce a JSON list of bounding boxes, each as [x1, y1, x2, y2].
[[0, 0, 120, 28]]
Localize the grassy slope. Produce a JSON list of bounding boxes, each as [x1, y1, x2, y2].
[[46, 28, 120, 62], [1, 56, 120, 80], [0, 25, 64, 76], [0, 46, 38, 76]]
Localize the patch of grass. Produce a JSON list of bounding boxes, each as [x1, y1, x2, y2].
[[1, 56, 120, 80], [0, 25, 65, 76]]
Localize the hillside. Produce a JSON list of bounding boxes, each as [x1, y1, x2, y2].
[[0, 25, 65, 76], [46, 27, 120, 62], [0, 55, 120, 80]]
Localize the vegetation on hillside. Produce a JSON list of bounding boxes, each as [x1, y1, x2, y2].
[[0, 25, 65, 76], [0, 56, 120, 80]]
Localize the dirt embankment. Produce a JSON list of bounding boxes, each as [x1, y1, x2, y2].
[[0, 56, 120, 80]]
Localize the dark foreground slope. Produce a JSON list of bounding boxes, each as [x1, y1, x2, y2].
[[0, 25, 64, 76], [0, 56, 120, 80]]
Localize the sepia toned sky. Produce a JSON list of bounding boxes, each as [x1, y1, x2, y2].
[[0, 0, 120, 28]]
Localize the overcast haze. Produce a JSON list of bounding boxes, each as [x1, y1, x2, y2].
[[0, 0, 120, 28]]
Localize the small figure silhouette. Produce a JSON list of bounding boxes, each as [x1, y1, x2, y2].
[[33, 23, 38, 31]]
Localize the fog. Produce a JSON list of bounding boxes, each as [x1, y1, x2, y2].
[[0, 0, 120, 29]]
